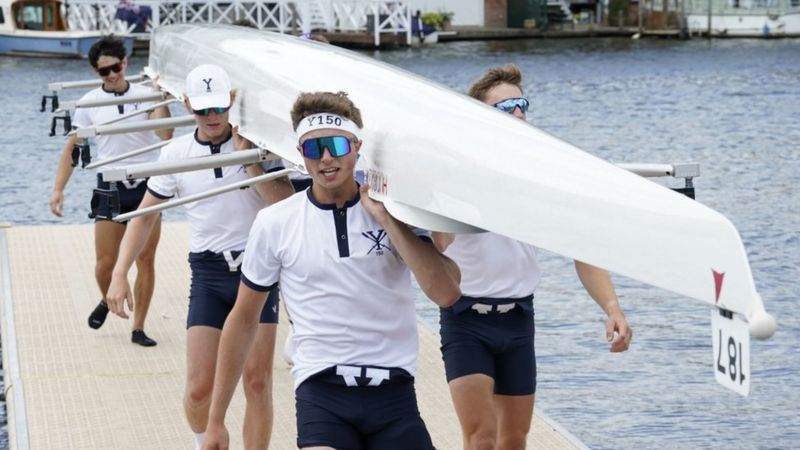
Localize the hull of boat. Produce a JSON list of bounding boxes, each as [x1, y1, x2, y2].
[[146, 24, 774, 333], [0, 31, 133, 58]]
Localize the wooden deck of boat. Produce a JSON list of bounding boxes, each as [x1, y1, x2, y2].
[[0, 223, 583, 449]]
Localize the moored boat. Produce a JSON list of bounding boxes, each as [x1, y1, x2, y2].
[[685, 0, 800, 37], [0, 0, 132, 58]]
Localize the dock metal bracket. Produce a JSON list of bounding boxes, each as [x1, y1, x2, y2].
[[41, 93, 59, 112], [49, 112, 72, 137], [671, 162, 698, 199], [71, 143, 91, 168], [89, 185, 120, 220]]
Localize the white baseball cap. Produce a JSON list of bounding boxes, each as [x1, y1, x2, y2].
[[185, 64, 232, 110]]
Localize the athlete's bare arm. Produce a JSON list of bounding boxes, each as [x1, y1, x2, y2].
[[360, 184, 461, 307], [49, 134, 83, 217], [574, 260, 632, 352], [244, 164, 295, 205], [233, 125, 296, 204], [106, 192, 166, 318], [147, 76, 173, 141], [431, 232, 455, 252]]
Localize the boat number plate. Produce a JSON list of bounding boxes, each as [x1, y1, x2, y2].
[[367, 169, 388, 196], [711, 308, 750, 396]]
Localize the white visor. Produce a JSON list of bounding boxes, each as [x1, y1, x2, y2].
[[296, 113, 361, 141]]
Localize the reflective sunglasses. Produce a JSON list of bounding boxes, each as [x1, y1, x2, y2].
[[192, 106, 231, 116], [97, 62, 124, 77], [494, 97, 530, 114], [300, 135, 354, 160]]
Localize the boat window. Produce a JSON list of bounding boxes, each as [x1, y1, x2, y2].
[[15, 3, 45, 30], [24, 5, 43, 30], [45, 3, 54, 27], [0, 6, 5, 24]]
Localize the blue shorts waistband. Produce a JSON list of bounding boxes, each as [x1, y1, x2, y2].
[[188, 250, 243, 260], [188, 250, 245, 272], [308, 365, 413, 388], [448, 294, 534, 315], [96, 173, 148, 190]]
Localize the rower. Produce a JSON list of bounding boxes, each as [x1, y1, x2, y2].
[[48, 35, 173, 346]]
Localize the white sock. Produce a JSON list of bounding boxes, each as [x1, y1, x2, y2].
[[194, 432, 205, 450]]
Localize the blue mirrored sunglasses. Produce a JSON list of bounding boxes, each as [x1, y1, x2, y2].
[[300, 135, 354, 160], [494, 97, 530, 114], [192, 106, 231, 116]]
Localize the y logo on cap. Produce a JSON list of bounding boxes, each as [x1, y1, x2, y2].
[[202, 78, 213, 92]]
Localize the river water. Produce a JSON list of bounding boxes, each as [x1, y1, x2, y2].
[[1, 37, 799, 449]]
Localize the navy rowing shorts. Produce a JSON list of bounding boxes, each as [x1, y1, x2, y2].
[[439, 295, 536, 396], [296, 366, 434, 450], [187, 250, 279, 329], [93, 174, 148, 222]]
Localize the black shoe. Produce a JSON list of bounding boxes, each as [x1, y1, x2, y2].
[[132, 329, 157, 347], [88, 300, 109, 329]]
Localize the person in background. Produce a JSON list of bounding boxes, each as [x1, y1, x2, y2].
[[106, 64, 294, 449], [432, 64, 633, 450], [49, 35, 172, 346]]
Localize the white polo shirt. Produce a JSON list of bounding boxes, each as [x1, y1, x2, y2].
[[241, 189, 430, 389], [72, 83, 159, 170], [147, 131, 283, 253], [444, 232, 541, 298]]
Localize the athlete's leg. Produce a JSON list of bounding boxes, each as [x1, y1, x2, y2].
[[94, 220, 126, 296], [494, 394, 534, 450], [296, 376, 364, 449], [364, 380, 434, 450], [184, 325, 221, 433], [242, 323, 277, 449], [492, 311, 537, 450], [448, 374, 498, 450], [131, 216, 161, 331], [88, 220, 126, 328]]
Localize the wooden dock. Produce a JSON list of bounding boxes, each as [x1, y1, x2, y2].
[[0, 223, 584, 449]]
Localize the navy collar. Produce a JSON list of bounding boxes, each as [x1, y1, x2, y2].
[[102, 81, 130, 96], [306, 183, 361, 210], [194, 127, 233, 147]]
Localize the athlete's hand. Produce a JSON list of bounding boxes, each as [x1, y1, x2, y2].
[[202, 423, 230, 450], [106, 272, 134, 319], [151, 75, 163, 93], [49, 190, 64, 217], [606, 306, 632, 352], [360, 183, 392, 226], [232, 125, 254, 151]]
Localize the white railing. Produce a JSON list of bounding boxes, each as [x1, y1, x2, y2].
[[63, 1, 131, 33], [62, 0, 411, 46]]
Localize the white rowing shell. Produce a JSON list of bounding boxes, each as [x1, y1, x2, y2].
[[147, 24, 775, 338]]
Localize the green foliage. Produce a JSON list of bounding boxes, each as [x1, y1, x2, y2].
[[420, 11, 454, 29], [608, 0, 630, 26]]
